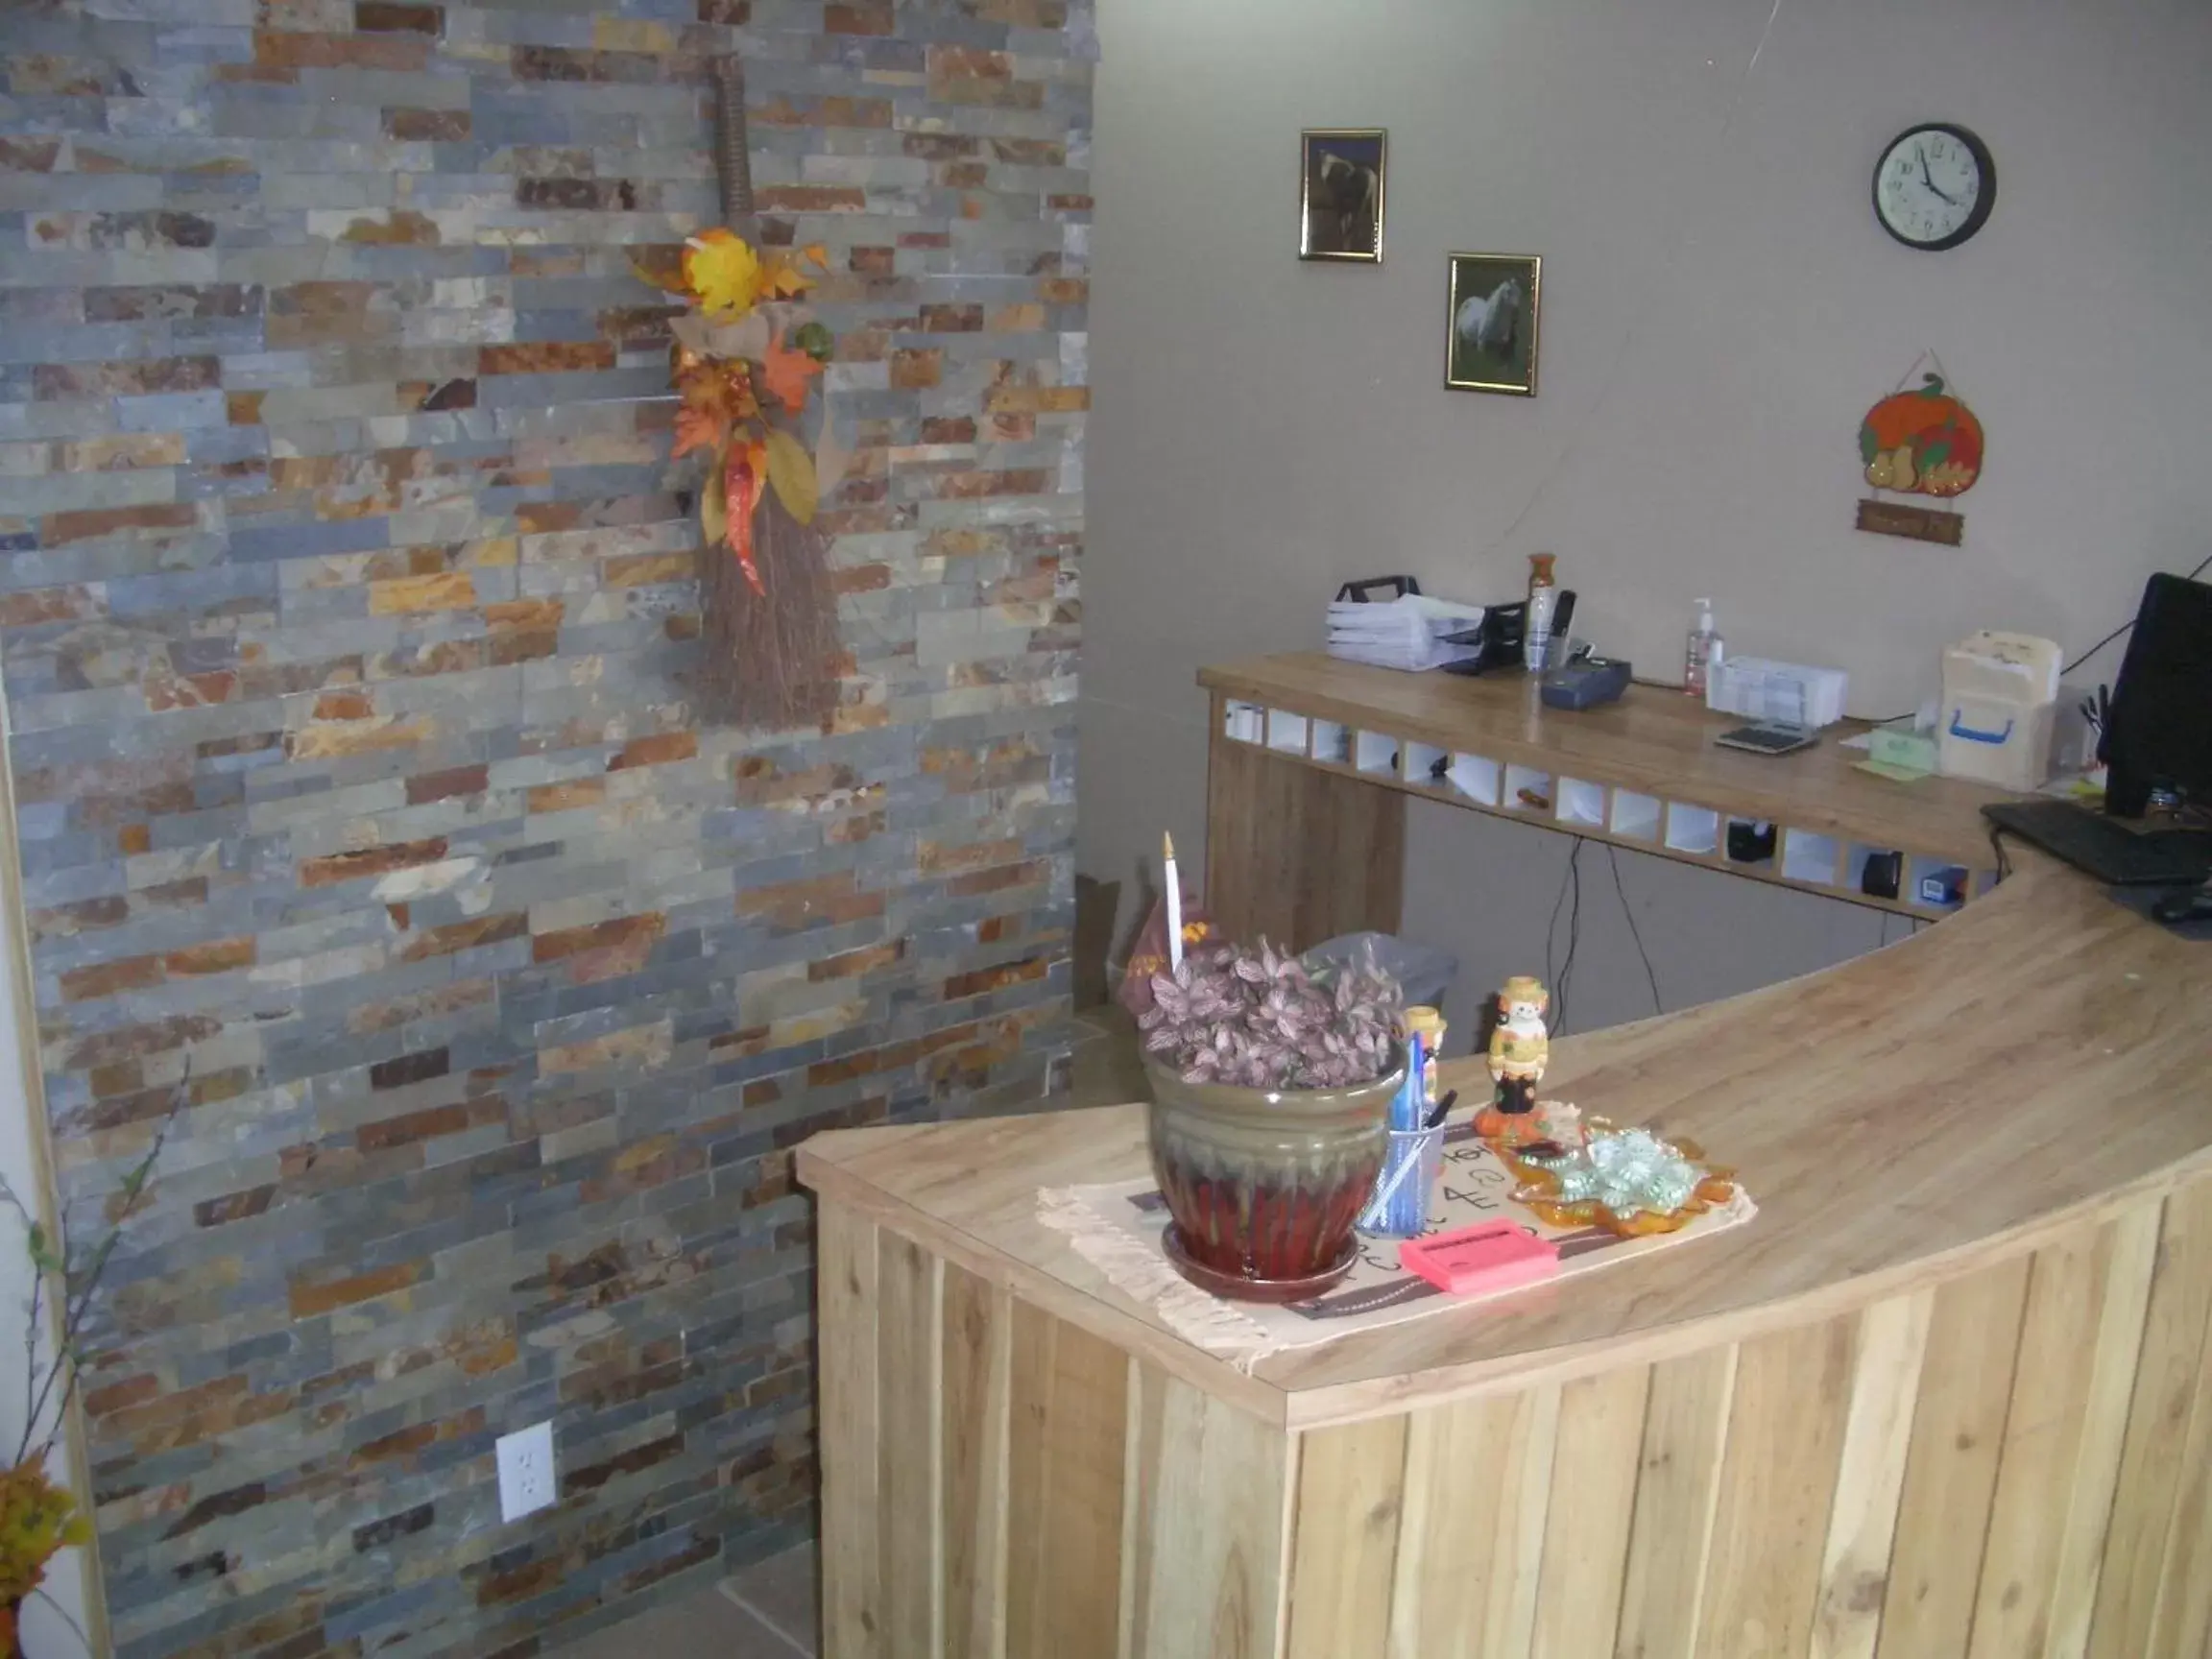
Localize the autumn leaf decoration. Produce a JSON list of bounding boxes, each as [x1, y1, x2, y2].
[[761, 328, 825, 415], [683, 228, 764, 320], [639, 233, 836, 594]]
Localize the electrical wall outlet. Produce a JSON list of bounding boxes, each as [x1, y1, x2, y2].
[[495, 1421, 556, 1523]]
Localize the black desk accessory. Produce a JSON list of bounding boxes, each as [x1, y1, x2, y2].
[[1539, 654, 1632, 710], [1334, 574, 1423, 603], [2107, 879, 2212, 941], [1983, 799, 2212, 888], [2152, 880, 2212, 926], [1439, 602, 1527, 677], [1714, 723, 1818, 757], [1547, 589, 1578, 644], [1423, 1090, 1459, 1132], [1726, 820, 1778, 863], [1860, 851, 1904, 900]]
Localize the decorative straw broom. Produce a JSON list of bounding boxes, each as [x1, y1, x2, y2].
[[696, 55, 843, 733]]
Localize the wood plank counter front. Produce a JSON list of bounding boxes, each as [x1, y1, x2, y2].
[[797, 854, 2212, 1659]]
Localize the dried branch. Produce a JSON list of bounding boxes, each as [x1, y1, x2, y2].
[[31, 1583, 89, 1652], [699, 490, 843, 732], [17, 1065, 190, 1467]]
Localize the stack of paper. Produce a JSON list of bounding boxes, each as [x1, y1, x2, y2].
[[1707, 657, 1849, 729], [1326, 593, 1487, 672]]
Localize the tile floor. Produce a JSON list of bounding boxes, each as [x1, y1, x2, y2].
[[553, 1005, 1145, 1659], [1068, 999, 1151, 1109], [554, 1543, 818, 1659]]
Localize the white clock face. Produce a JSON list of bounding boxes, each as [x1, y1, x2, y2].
[[1877, 128, 1985, 247]]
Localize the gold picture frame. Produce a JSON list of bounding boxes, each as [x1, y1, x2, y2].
[[1300, 129, 1386, 263], [1445, 252, 1542, 396]]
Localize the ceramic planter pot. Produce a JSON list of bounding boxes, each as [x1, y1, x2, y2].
[[1144, 1046, 1405, 1302]]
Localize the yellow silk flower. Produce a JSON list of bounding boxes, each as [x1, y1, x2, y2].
[[683, 228, 764, 321], [0, 1460, 87, 1607]]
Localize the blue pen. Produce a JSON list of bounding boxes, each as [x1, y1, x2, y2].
[[1362, 1030, 1435, 1235], [1398, 1032, 1425, 1129]]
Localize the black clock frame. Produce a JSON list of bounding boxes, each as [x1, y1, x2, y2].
[[1872, 122, 1996, 252]]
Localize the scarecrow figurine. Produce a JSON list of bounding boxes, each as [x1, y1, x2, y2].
[[1478, 974, 1550, 1146]]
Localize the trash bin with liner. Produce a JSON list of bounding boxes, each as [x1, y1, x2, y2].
[[1305, 931, 1458, 1013]]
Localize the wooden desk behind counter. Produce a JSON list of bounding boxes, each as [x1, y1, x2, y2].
[[800, 850, 2212, 1659], [1196, 650, 2017, 946]]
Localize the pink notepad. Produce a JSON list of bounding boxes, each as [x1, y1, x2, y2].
[[1399, 1219, 1560, 1296]]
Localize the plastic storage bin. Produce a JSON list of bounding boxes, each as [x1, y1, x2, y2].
[[1937, 632, 2060, 791], [1305, 933, 1458, 1010]]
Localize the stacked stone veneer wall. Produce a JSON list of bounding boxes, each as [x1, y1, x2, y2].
[[0, 1, 1089, 1653]]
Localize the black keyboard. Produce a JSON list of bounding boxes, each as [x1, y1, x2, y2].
[[1984, 799, 2212, 887]]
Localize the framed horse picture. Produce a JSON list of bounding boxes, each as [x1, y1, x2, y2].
[[1300, 130, 1386, 263], [1446, 252, 1542, 396]]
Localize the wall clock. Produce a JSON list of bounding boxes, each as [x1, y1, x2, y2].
[[1872, 123, 1994, 251]]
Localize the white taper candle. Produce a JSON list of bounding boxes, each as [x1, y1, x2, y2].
[[1163, 831, 1183, 972]]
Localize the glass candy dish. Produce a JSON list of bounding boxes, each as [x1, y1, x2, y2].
[[1507, 1115, 1737, 1238]]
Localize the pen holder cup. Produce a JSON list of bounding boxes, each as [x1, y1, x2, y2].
[[1358, 1124, 1446, 1239]]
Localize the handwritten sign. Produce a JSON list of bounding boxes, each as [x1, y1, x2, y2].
[[1857, 497, 1964, 546]]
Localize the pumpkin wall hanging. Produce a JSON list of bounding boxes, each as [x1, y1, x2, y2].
[[1855, 352, 1984, 547]]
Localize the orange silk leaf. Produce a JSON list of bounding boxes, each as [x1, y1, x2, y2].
[[725, 444, 768, 596], [761, 331, 825, 415], [761, 260, 813, 301], [672, 404, 727, 460]]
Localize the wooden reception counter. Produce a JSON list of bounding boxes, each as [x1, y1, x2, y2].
[[798, 851, 2212, 1659]]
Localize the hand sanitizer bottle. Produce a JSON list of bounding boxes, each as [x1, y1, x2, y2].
[[1685, 597, 1723, 698]]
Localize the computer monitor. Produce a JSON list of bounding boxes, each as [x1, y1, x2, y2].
[[2100, 571, 2212, 819]]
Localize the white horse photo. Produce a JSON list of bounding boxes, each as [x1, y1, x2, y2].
[[1455, 276, 1522, 362]]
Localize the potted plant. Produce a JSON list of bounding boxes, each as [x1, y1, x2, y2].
[[1139, 941, 1404, 1301]]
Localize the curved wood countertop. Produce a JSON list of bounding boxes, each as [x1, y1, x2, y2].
[[798, 851, 2212, 1429]]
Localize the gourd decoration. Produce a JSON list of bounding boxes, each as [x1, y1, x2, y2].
[[1860, 373, 1984, 498]]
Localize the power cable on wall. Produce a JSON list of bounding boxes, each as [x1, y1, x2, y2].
[[1544, 841, 1668, 1037], [2060, 550, 2212, 677], [1608, 844, 1664, 1017], [1868, 547, 2212, 725], [1545, 837, 1585, 1036], [1542, 839, 1571, 1017]]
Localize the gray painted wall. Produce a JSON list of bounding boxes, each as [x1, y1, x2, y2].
[[1080, 0, 2212, 1035]]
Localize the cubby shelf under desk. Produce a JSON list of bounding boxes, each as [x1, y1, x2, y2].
[[1199, 651, 2019, 944]]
